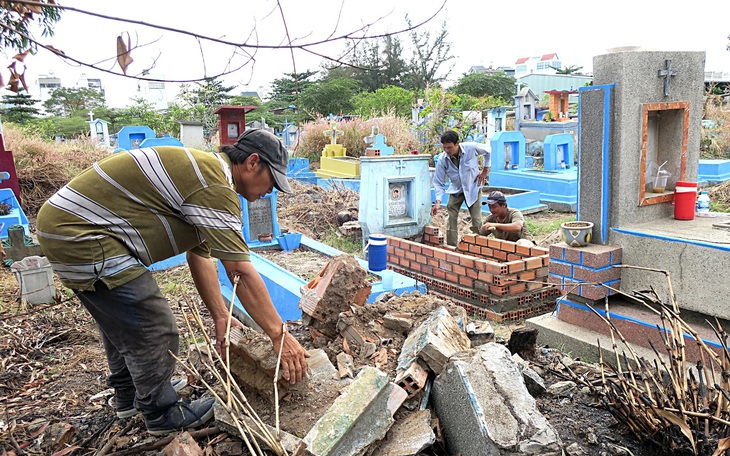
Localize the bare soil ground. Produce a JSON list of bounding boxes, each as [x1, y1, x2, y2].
[[1, 195, 646, 455]]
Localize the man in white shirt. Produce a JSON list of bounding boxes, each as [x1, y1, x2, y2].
[[431, 130, 490, 246]]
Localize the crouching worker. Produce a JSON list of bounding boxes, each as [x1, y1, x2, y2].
[[480, 191, 534, 247], [36, 129, 309, 435]]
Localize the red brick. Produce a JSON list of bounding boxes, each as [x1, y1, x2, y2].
[[579, 283, 610, 301], [466, 267, 479, 279], [435, 249, 447, 260], [460, 256, 475, 269], [573, 265, 620, 284], [531, 246, 549, 256], [480, 247, 494, 258], [434, 269, 446, 279], [459, 276, 474, 287], [411, 244, 422, 254], [516, 244, 532, 256], [478, 271, 493, 283], [422, 265, 433, 276], [476, 236, 489, 246], [506, 260, 525, 273], [421, 245, 434, 258], [469, 244, 481, 254], [501, 241, 516, 253], [452, 264, 466, 276], [565, 247, 581, 264], [526, 281, 543, 291], [463, 233, 476, 244], [487, 238, 502, 249], [494, 274, 517, 286], [439, 260, 452, 272], [486, 262, 506, 275], [525, 257, 543, 270], [542, 256, 550, 266], [474, 259, 487, 272], [445, 272, 458, 283], [518, 270, 537, 281], [428, 258, 439, 268], [388, 238, 401, 248], [549, 244, 566, 260], [405, 251, 416, 261], [415, 254, 427, 265], [424, 226, 438, 235], [549, 261, 572, 277], [387, 245, 396, 255], [507, 254, 521, 261], [489, 284, 508, 296], [536, 266, 549, 278], [446, 252, 461, 264], [493, 250, 507, 261], [509, 283, 526, 294], [411, 262, 422, 272]]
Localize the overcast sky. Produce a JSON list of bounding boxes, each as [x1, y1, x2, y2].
[[6, 0, 730, 108]]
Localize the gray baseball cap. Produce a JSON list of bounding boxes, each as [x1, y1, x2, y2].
[[233, 129, 292, 193], [483, 190, 507, 205]]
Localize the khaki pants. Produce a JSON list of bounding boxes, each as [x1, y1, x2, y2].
[[446, 193, 483, 246]]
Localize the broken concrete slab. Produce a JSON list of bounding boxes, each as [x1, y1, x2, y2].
[[214, 403, 302, 454], [163, 431, 203, 456], [299, 366, 406, 456], [299, 255, 372, 338], [382, 313, 414, 334], [432, 342, 562, 455], [228, 327, 336, 397], [396, 306, 471, 376], [370, 409, 436, 456]]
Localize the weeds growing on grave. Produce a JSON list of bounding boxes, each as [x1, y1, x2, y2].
[[561, 265, 730, 456]]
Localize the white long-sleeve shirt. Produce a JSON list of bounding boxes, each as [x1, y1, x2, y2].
[[433, 142, 491, 208]]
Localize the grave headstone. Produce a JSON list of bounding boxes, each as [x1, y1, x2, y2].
[[3, 224, 42, 263], [240, 194, 282, 244], [86, 112, 111, 149], [363, 126, 394, 156], [11, 255, 56, 304]]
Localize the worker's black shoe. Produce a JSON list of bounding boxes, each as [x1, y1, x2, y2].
[[115, 378, 188, 419], [144, 397, 216, 436]]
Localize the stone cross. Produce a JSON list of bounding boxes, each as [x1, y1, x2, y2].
[[323, 121, 343, 145], [657, 59, 677, 97], [4, 225, 43, 264], [88, 110, 94, 122]]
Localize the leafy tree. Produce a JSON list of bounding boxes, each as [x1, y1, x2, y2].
[[553, 65, 584, 75], [176, 76, 236, 140], [1, 90, 41, 123], [43, 87, 106, 117], [299, 78, 359, 118], [405, 18, 456, 90], [449, 72, 516, 101], [0, 1, 60, 53], [353, 85, 416, 118], [268, 70, 318, 108], [325, 36, 409, 92], [116, 97, 179, 136]]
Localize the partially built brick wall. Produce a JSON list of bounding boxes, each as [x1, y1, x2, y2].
[[388, 226, 559, 322]]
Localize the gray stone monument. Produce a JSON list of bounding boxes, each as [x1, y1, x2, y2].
[[578, 50, 730, 319]]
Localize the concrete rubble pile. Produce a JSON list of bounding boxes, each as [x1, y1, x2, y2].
[[216, 254, 564, 455]]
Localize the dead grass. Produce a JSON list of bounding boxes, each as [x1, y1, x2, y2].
[[294, 116, 421, 163], [4, 125, 108, 217], [701, 99, 730, 159]]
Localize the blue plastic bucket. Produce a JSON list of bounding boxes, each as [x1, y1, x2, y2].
[[367, 234, 387, 271]]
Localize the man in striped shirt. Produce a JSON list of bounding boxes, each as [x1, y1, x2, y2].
[[36, 129, 309, 435]]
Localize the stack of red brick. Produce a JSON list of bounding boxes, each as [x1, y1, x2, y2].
[[388, 226, 559, 322]]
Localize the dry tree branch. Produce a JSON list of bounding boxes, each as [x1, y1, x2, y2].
[[8, 0, 447, 83]]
